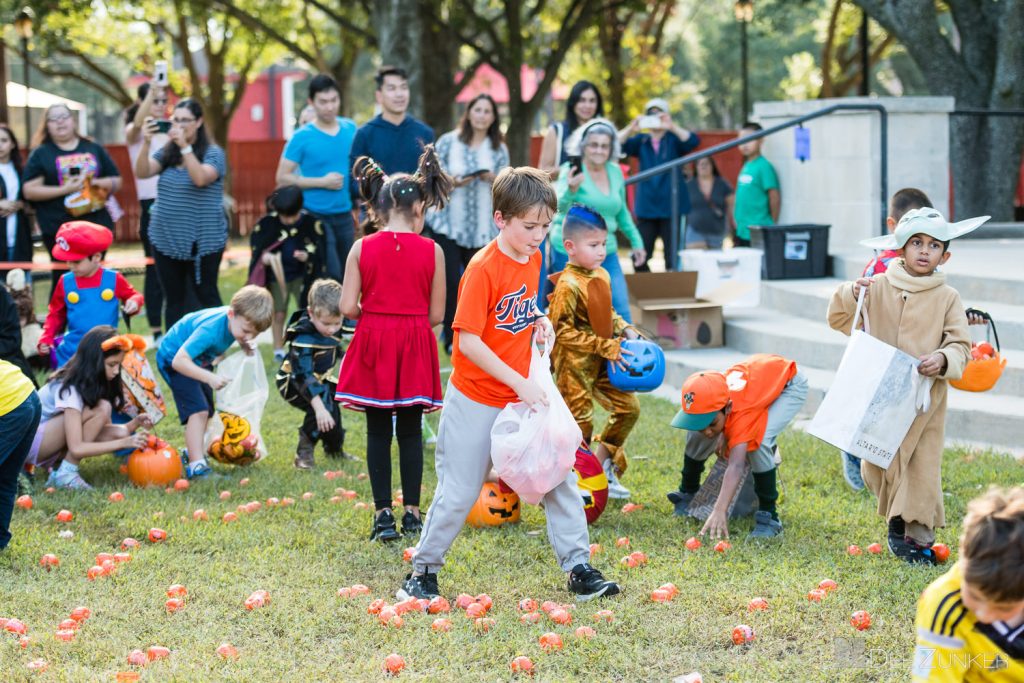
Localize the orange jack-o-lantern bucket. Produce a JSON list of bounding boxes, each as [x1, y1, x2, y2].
[[465, 482, 521, 527], [950, 309, 1006, 393]]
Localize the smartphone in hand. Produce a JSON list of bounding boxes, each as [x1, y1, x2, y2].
[[154, 120, 172, 134], [568, 155, 583, 175], [154, 60, 169, 86]]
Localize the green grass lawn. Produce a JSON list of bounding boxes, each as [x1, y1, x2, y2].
[[4, 264, 1022, 681]]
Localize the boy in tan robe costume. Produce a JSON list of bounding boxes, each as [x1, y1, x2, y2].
[[827, 208, 981, 563]]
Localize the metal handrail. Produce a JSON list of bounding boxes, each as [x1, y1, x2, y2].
[[624, 103, 888, 264]]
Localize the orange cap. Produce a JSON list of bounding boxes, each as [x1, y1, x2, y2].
[[670, 371, 729, 430]]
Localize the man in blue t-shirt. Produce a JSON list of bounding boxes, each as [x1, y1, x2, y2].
[[349, 66, 435, 206], [620, 98, 700, 272], [276, 74, 357, 282]]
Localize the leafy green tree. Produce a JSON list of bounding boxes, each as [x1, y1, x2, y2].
[[444, 0, 605, 165], [209, 0, 376, 117]]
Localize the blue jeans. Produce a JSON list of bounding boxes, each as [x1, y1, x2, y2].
[[537, 237, 551, 312], [315, 212, 356, 282], [0, 391, 41, 549], [549, 248, 633, 324]]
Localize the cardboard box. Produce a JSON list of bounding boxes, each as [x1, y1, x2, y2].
[[624, 271, 750, 350]]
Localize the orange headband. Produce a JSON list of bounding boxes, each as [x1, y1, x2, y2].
[[101, 334, 147, 353]]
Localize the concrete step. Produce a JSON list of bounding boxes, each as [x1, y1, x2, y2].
[[721, 307, 1024, 398], [658, 347, 1024, 456], [758, 277, 1024, 349], [831, 239, 1024, 307]]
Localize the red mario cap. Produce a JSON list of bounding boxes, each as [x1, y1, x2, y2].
[[670, 371, 730, 431], [51, 221, 113, 261]]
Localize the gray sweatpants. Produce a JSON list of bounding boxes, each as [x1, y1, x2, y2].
[[413, 383, 592, 574]]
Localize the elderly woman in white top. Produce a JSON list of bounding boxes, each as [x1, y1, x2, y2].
[[428, 93, 509, 353]]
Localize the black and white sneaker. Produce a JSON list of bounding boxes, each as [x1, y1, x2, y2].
[[890, 537, 938, 566], [370, 508, 401, 542], [567, 563, 620, 601], [396, 572, 440, 600], [400, 510, 423, 536], [886, 516, 906, 554]]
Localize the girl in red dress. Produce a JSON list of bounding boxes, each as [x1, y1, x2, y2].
[[337, 146, 451, 542]]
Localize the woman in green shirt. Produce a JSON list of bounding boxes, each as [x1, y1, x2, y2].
[[549, 119, 646, 322]]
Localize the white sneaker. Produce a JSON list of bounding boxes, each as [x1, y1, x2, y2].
[[47, 469, 93, 490], [603, 459, 631, 499]]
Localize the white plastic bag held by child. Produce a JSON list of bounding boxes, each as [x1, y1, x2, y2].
[[491, 344, 582, 504], [204, 350, 270, 465]]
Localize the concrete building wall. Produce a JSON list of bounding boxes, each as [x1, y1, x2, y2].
[[752, 96, 954, 254]]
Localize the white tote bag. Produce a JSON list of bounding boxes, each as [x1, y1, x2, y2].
[[807, 288, 933, 469]]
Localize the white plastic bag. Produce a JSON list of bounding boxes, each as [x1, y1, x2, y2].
[[808, 288, 933, 469], [490, 344, 582, 504], [204, 350, 270, 465]]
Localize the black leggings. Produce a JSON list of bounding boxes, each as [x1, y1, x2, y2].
[[365, 406, 423, 511], [152, 248, 223, 329]]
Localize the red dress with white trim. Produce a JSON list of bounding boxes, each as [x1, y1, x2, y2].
[[335, 231, 442, 412]]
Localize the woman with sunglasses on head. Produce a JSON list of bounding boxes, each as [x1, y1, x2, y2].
[[548, 118, 646, 324], [23, 103, 122, 293], [125, 81, 170, 344], [135, 98, 227, 329]]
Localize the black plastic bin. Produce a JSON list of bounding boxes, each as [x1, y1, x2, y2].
[[750, 224, 830, 279]]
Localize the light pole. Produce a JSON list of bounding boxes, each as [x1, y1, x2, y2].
[[14, 7, 34, 139], [734, 0, 753, 121]]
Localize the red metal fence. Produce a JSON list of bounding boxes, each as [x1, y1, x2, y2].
[[106, 132, 1020, 242]]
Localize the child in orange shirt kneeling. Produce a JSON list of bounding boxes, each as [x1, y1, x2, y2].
[[668, 353, 807, 539]]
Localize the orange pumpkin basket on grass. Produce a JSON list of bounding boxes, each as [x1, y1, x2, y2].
[[950, 309, 1006, 392]]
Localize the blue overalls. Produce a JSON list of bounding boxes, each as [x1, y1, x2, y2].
[[55, 269, 119, 367]]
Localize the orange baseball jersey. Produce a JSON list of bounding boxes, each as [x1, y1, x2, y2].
[[450, 241, 541, 407], [722, 354, 798, 452]]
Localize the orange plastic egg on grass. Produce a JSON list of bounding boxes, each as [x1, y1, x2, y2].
[[539, 632, 563, 651], [383, 653, 405, 675], [216, 642, 239, 659], [510, 655, 534, 675], [146, 645, 171, 661]]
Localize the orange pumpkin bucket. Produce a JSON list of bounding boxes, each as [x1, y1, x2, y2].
[[950, 309, 1006, 392]]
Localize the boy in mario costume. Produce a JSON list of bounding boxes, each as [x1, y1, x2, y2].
[[667, 353, 807, 539], [39, 221, 143, 367]]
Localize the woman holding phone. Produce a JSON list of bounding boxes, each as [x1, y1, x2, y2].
[[134, 98, 227, 328], [23, 104, 122, 293], [548, 118, 646, 323], [125, 81, 170, 342], [428, 94, 509, 353]]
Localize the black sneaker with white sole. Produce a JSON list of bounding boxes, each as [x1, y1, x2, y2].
[[887, 516, 906, 554], [370, 508, 401, 542], [396, 572, 440, 600], [890, 537, 938, 566], [567, 563, 620, 601]]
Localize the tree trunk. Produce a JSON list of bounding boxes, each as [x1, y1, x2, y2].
[[852, 0, 1024, 221], [505, 100, 536, 168], [373, 0, 423, 119], [597, 11, 628, 128], [419, 1, 458, 135]]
